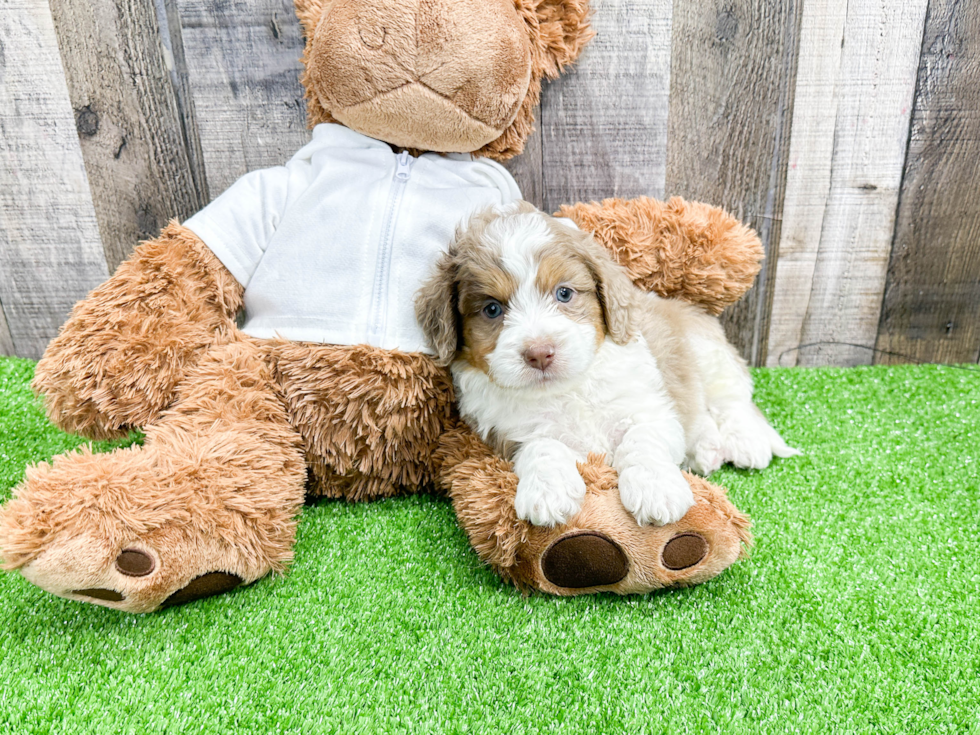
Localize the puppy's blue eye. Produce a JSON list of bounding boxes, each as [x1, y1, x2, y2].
[[555, 286, 574, 303], [483, 301, 504, 319]]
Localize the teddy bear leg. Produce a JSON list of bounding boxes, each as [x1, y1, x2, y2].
[[436, 425, 751, 595], [0, 336, 306, 613], [31, 223, 244, 440]]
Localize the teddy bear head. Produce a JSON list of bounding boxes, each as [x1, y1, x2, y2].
[[294, 0, 593, 160]]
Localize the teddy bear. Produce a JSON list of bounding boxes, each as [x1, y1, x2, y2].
[[0, 0, 762, 612]]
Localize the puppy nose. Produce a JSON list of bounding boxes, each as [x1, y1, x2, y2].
[[523, 343, 556, 371]]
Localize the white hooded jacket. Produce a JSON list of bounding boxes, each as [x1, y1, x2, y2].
[[185, 123, 522, 354]]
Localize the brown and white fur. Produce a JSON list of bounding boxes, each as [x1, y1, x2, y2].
[[416, 202, 797, 528]]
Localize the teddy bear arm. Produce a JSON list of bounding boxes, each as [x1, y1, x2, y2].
[[32, 222, 244, 440], [556, 197, 764, 315]]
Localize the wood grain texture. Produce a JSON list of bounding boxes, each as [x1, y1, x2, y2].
[[0, 0, 111, 359], [540, 0, 673, 212], [0, 300, 14, 357], [666, 0, 802, 365], [502, 108, 544, 209], [765, 0, 847, 367], [155, 0, 210, 206], [875, 0, 980, 365], [771, 0, 929, 367], [176, 0, 310, 196], [48, 0, 205, 272]]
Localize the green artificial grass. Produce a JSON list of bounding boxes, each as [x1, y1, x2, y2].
[[0, 356, 977, 734]]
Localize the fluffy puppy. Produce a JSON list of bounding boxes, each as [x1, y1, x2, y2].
[[416, 202, 797, 527]]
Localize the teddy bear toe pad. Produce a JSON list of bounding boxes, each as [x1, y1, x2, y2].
[[661, 533, 709, 570], [115, 549, 156, 577], [17, 534, 255, 613], [541, 531, 629, 588], [540, 529, 711, 589], [70, 572, 243, 609], [73, 588, 126, 602], [160, 572, 244, 608], [68, 552, 243, 608], [60, 550, 156, 606]]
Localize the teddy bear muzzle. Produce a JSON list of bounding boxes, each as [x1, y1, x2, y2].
[[309, 0, 533, 151]]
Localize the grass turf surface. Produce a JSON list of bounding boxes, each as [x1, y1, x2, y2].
[[0, 357, 977, 734]]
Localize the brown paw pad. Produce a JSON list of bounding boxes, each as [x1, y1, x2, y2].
[[73, 588, 125, 602], [115, 549, 155, 577], [542, 532, 629, 589], [161, 572, 243, 609], [662, 533, 708, 570]]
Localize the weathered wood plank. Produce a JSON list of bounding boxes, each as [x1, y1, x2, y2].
[[0, 300, 14, 357], [48, 0, 206, 272], [665, 0, 802, 365], [0, 0, 111, 359], [502, 109, 544, 210], [540, 0, 673, 212], [176, 0, 309, 196], [875, 0, 980, 365], [765, 0, 847, 367], [154, 0, 210, 206], [769, 0, 929, 367]]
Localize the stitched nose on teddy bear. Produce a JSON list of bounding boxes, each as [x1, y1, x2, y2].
[[309, 0, 532, 151]]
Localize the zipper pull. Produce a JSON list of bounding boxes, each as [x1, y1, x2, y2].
[[395, 150, 413, 181]]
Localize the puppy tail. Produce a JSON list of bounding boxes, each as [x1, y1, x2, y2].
[[768, 426, 801, 459]]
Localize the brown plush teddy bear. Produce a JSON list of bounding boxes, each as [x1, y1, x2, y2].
[[0, 0, 762, 612]]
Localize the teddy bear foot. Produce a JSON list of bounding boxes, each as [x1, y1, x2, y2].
[[526, 467, 751, 595], [1, 408, 306, 612], [538, 527, 711, 590], [0, 333, 310, 612], [447, 451, 751, 596], [14, 528, 263, 614]]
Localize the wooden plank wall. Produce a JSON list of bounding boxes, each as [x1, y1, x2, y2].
[[666, 0, 801, 365], [176, 0, 310, 197], [1, 0, 978, 366], [0, 0, 111, 360], [876, 0, 980, 365], [48, 0, 206, 272], [767, 0, 930, 367], [539, 0, 673, 207]]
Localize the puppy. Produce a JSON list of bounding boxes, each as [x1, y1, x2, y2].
[[416, 201, 797, 528]]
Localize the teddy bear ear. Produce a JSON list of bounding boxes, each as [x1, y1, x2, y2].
[[516, 0, 595, 79], [294, 0, 340, 127], [293, 0, 325, 39]]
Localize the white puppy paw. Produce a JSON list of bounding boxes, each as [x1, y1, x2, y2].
[[618, 465, 695, 526], [687, 418, 725, 475], [514, 466, 586, 528], [718, 408, 799, 470]]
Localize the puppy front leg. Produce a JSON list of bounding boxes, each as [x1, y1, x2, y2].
[[513, 439, 587, 527], [613, 420, 694, 526]]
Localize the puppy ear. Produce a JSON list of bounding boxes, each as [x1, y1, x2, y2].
[[415, 254, 461, 367], [516, 0, 594, 79], [574, 232, 636, 345]]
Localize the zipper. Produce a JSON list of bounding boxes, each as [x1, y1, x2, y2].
[[368, 150, 414, 345]]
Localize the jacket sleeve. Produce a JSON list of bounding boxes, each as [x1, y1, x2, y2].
[[183, 165, 292, 288]]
